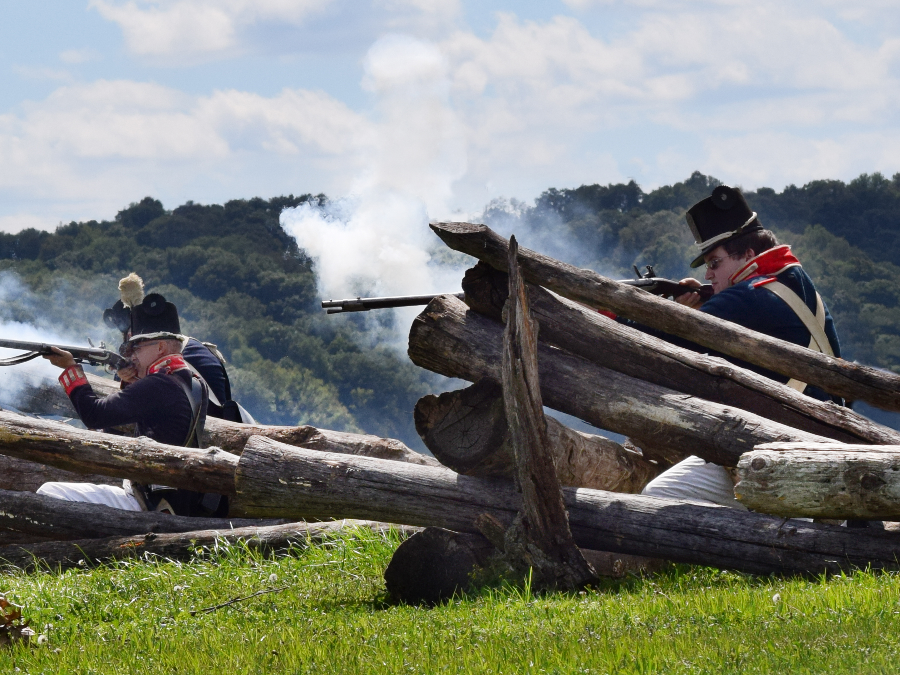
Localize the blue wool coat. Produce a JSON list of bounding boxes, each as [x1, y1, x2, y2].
[[624, 263, 841, 402]]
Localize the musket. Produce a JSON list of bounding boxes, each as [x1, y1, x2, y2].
[[0, 338, 129, 371], [322, 293, 466, 314], [322, 267, 712, 314]]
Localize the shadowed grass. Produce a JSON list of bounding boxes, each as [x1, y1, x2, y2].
[[3, 527, 900, 674]]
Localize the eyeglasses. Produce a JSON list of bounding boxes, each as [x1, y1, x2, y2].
[[126, 340, 159, 356], [704, 254, 739, 271]]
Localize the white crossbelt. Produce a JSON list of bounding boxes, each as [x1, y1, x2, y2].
[[762, 281, 833, 392]]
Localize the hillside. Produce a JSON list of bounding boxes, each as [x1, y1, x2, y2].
[[0, 172, 898, 447]]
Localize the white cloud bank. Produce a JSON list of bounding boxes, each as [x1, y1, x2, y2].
[[90, 0, 333, 58], [0, 79, 372, 225], [5, 1, 900, 232]]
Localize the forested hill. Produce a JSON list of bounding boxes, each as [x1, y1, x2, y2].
[[0, 171, 898, 450]]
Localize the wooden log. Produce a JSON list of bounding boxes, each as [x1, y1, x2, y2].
[[11, 373, 434, 469], [203, 417, 437, 465], [0, 409, 237, 494], [232, 440, 900, 575], [0, 488, 277, 543], [463, 262, 900, 445], [384, 527, 501, 604], [0, 520, 419, 572], [736, 443, 900, 519], [384, 527, 663, 603], [0, 455, 119, 492], [409, 294, 832, 468], [497, 236, 596, 589], [414, 378, 659, 490], [432, 221, 900, 411]]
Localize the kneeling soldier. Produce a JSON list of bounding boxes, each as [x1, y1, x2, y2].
[[37, 293, 228, 516], [637, 185, 842, 509]]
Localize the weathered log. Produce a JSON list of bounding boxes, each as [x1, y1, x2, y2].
[[409, 294, 832, 468], [0, 520, 419, 572], [496, 236, 596, 589], [0, 409, 237, 494], [0, 488, 277, 543], [232, 440, 900, 575], [0, 455, 119, 492], [384, 527, 501, 604], [414, 378, 658, 489], [432, 221, 900, 411], [15, 373, 434, 467], [203, 417, 437, 465], [463, 262, 900, 445], [736, 443, 900, 519]]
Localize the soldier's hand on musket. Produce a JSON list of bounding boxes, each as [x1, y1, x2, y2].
[[42, 346, 76, 369], [117, 364, 139, 385], [674, 278, 704, 309]]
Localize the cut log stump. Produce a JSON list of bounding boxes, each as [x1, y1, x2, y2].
[[384, 527, 500, 605]]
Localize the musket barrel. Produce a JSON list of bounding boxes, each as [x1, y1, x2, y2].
[[322, 293, 464, 314]]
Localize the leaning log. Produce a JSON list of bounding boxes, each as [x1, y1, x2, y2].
[[232, 440, 900, 575], [0, 520, 419, 572], [495, 235, 596, 589], [736, 443, 900, 519], [0, 488, 276, 543], [463, 262, 900, 445], [0, 410, 237, 494], [415, 378, 658, 489], [409, 294, 832, 467], [432, 221, 900, 411]]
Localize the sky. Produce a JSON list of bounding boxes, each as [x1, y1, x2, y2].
[[2, 0, 900, 234]]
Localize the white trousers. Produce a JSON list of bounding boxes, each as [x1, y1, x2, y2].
[[36, 481, 143, 512], [641, 455, 747, 510]]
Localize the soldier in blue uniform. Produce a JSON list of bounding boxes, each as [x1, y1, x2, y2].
[[103, 273, 251, 423], [37, 294, 228, 516], [640, 185, 842, 508]]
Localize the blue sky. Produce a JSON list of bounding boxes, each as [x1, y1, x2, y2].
[[2, 0, 900, 234]]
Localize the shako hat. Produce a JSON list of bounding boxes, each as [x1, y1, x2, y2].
[[686, 185, 762, 268], [128, 293, 183, 343]]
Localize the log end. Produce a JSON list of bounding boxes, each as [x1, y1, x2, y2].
[[384, 527, 499, 605]]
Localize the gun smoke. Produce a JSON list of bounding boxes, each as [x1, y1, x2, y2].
[[280, 34, 601, 349], [0, 271, 110, 414]]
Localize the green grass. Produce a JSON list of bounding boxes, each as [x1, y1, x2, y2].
[[3, 528, 900, 674]]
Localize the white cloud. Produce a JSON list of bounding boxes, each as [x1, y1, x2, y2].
[[431, 3, 900, 197], [90, 0, 333, 58], [0, 79, 371, 226]]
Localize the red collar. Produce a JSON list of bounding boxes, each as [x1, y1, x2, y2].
[[147, 354, 189, 376], [729, 245, 801, 285]]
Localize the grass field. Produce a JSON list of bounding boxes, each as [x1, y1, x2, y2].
[[3, 527, 900, 674]]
